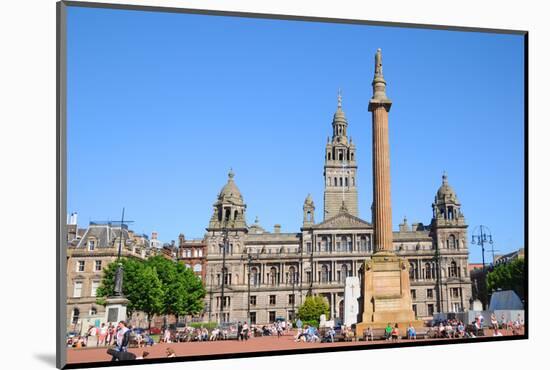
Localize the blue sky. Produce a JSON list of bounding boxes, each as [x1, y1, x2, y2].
[[67, 6, 525, 264]]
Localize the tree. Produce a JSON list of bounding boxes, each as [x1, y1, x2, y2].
[[96, 256, 206, 327], [96, 258, 164, 327], [134, 265, 165, 329], [175, 263, 206, 318], [146, 256, 206, 322], [96, 258, 149, 316], [297, 295, 329, 326], [486, 258, 525, 300]]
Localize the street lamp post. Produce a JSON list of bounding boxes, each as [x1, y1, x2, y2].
[[244, 252, 259, 324], [471, 225, 494, 309], [219, 227, 228, 324], [471, 225, 493, 271]]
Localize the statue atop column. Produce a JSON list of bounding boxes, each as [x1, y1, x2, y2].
[[113, 263, 124, 296]]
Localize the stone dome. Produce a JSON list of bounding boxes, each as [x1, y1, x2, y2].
[[217, 169, 244, 204], [436, 172, 458, 201]]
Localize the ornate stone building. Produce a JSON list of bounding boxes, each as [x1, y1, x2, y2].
[[203, 87, 472, 324], [66, 221, 156, 331], [178, 233, 207, 281]]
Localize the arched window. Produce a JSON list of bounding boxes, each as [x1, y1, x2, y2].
[[321, 265, 329, 283], [234, 210, 239, 220], [339, 151, 343, 160], [352, 177, 355, 186], [193, 263, 202, 272], [72, 308, 80, 324], [448, 206, 454, 220], [90, 307, 97, 316], [250, 267, 259, 286], [288, 266, 297, 284], [449, 261, 458, 277], [340, 264, 348, 283], [224, 208, 231, 221], [409, 262, 416, 280], [328, 152, 332, 160], [321, 236, 329, 252], [359, 236, 367, 251], [425, 262, 433, 280], [448, 235, 457, 249], [270, 267, 278, 285], [351, 152, 354, 161], [345, 177, 348, 187], [334, 177, 337, 187], [339, 177, 343, 186]]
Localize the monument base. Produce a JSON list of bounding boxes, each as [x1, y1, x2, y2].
[[104, 296, 129, 324], [356, 251, 424, 334]]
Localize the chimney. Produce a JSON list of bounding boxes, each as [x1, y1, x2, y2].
[[151, 231, 158, 240], [68, 212, 78, 225], [274, 224, 281, 233]]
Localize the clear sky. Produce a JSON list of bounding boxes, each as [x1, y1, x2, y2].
[[66, 6, 525, 264]]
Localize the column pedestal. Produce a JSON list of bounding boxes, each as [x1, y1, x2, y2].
[[104, 296, 129, 324], [356, 252, 423, 333]]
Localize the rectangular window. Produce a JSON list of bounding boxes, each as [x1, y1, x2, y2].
[[198, 249, 203, 257], [94, 260, 102, 271], [88, 240, 95, 251], [224, 273, 232, 285], [91, 280, 100, 297], [452, 302, 461, 312], [427, 289, 434, 299], [269, 295, 276, 305], [288, 310, 296, 321], [269, 311, 276, 323], [306, 271, 312, 283], [73, 281, 83, 298], [412, 304, 417, 317], [306, 242, 312, 253], [427, 304, 434, 316], [250, 312, 256, 325], [250, 295, 257, 306], [411, 289, 416, 299], [451, 287, 460, 298], [288, 294, 295, 305], [77, 260, 85, 272]]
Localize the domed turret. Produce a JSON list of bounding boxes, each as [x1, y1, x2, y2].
[[217, 169, 244, 205], [208, 169, 247, 229], [303, 193, 315, 226], [432, 172, 464, 224], [436, 172, 458, 202]]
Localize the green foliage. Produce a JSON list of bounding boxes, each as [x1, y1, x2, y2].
[[96, 256, 206, 322], [297, 295, 329, 324], [301, 319, 319, 328], [95, 258, 150, 315], [188, 322, 218, 330], [487, 258, 525, 300]]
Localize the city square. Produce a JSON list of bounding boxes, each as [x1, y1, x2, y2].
[[62, 4, 526, 366]]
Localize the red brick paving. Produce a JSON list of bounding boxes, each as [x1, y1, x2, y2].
[[66, 330, 521, 364]]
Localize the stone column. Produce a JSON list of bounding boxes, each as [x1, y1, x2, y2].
[[369, 48, 393, 253], [371, 105, 393, 252]]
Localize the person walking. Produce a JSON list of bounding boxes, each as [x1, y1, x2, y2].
[[242, 322, 249, 341], [98, 323, 107, 346], [109, 321, 130, 361], [237, 321, 243, 341]]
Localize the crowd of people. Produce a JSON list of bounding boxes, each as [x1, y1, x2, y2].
[[66, 312, 525, 362]]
